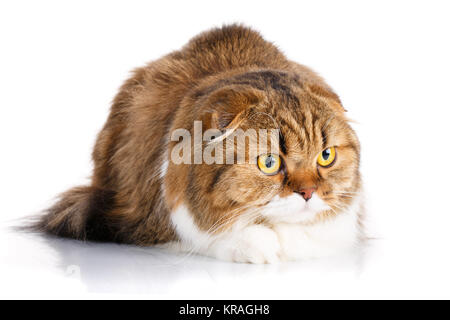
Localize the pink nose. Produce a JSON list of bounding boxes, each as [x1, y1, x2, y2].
[[298, 188, 316, 201]]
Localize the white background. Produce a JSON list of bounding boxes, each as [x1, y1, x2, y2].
[[1, 0, 450, 299]]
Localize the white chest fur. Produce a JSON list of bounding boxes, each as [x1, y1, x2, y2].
[[169, 195, 362, 264]]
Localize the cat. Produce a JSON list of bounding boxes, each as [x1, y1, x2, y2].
[[33, 25, 364, 263]]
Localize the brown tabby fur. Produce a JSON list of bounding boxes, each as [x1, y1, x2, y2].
[[34, 25, 361, 245]]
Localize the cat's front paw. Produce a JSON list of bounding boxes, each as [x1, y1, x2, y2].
[[214, 225, 281, 264]]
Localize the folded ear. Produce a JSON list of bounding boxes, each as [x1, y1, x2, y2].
[[307, 84, 347, 113], [202, 85, 262, 130]]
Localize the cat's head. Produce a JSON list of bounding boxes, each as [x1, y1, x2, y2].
[[166, 70, 361, 232]]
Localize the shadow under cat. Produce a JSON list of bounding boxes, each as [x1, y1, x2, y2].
[[35, 233, 368, 295]]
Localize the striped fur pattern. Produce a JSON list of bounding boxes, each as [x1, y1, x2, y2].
[[33, 25, 364, 263]]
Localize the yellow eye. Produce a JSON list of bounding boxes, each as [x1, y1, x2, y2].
[[317, 147, 336, 167], [257, 154, 281, 175]]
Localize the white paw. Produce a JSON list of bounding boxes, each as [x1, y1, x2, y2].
[[213, 225, 281, 264]]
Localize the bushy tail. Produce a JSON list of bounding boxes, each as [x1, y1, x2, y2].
[[32, 186, 117, 242]]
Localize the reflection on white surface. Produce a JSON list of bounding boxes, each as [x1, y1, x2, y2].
[[1, 223, 370, 298], [45, 235, 366, 294], [2, 220, 450, 299]]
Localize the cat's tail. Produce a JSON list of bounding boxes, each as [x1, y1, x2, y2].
[[27, 186, 118, 242]]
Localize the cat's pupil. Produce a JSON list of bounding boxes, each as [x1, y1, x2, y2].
[[322, 149, 330, 160], [265, 155, 275, 168]]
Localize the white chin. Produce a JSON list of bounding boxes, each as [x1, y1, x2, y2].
[[260, 193, 330, 224]]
